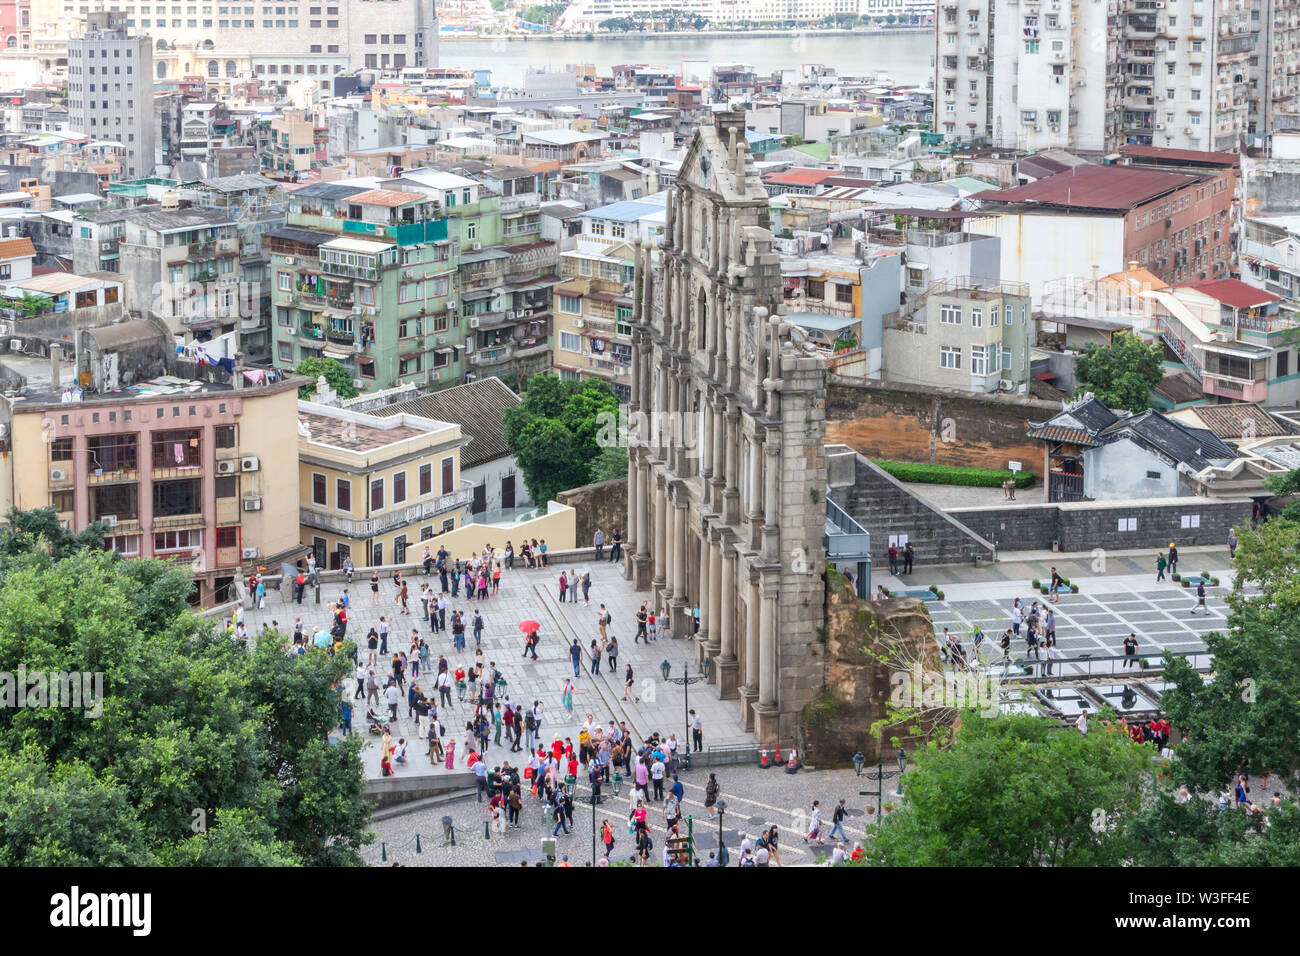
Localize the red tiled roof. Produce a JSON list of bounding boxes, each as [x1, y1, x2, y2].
[[0, 237, 36, 260], [1181, 278, 1280, 309], [763, 167, 836, 187], [971, 165, 1197, 212]]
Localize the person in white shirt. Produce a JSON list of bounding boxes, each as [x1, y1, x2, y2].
[[1076, 711, 1089, 735], [829, 844, 847, 866], [383, 682, 401, 722]]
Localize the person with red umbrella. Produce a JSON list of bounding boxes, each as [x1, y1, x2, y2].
[[519, 620, 540, 661]]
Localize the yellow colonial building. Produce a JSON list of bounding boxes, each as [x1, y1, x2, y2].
[[296, 401, 473, 569]]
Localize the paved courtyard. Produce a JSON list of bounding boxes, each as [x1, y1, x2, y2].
[[363, 763, 895, 867], [241, 557, 753, 780]]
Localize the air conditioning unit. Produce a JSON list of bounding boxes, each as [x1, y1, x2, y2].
[[573, 318, 586, 329], [1156, 122, 1166, 129], [242, 495, 262, 512], [50, 467, 67, 482], [102, 514, 118, 526], [217, 459, 238, 475], [437, 335, 447, 345], [241, 547, 259, 559], [352, 305, 363, 315], [469, 317, 480, 328], [240, 455, 260, 472], [998, 379, 1013, 391], [469, 242, 482, 252], [1184, 127, 1194, 135], [282, 256, 295, 265], [507, 310, 517, 319]]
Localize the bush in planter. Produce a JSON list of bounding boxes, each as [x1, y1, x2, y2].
[[872, 459, 1036, 489], [1210, 577, 1220, 587], [1040, 587, 1049, 595], [928, 584, 939, 594], [1181, 579, 1191, 588], [1171, 573, 1181, 581], [1031, 579, 1041, 589], [935, 590, 945, 600], [1070, 584, 1079, 593]]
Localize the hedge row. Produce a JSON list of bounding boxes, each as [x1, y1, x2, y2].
[[874, 460, 1036, 488]]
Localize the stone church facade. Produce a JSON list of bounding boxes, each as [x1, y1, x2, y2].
[[623, 112, 829, 744]]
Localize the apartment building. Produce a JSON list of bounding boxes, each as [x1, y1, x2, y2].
[[36, 0, 438, 74], [263, 108, 317, 178], [66, 12, 155, 180], [0, 368, 303, 605], [552, 254, 635, 402], [268, 181, 460, 391], [1241, 212, 1300, 307], [1147, 277, 1300, 406], [296, 400, 471, 570], [937, 0, 1300, 153], [119, 204, 243, 340], [881, 275, 1034, 394], [970, 162, 1236, 297]]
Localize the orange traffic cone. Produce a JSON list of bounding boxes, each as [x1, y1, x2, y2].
[[773, 741, 782, 764], [758, 745, 769, 768]]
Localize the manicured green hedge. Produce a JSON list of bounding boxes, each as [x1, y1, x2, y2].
[[874, 460, 1036, 488]]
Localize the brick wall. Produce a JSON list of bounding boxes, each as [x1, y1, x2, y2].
[[826, 375, 1060, 472], [948, 498, 1254, 554]]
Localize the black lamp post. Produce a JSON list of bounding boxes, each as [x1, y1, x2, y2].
[[856, 747, 907, 819], [716, 798, 729, 867], [587, 791, 598, 868], [661, 659, 711, 756]]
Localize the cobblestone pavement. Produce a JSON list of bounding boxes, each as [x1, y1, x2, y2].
[[241, 558, 752, 780], [363, 764, 898, 867]]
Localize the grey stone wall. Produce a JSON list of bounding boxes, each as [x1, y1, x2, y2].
[[949, 498, 1255, 554]]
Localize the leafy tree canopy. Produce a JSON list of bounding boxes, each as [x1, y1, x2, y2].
[[863, 714, 1152, 866], [0, 522, 370, 866], [295, 356, 359, 401], [1073, 331, 1165, 412], [503, 374, 622, 504]]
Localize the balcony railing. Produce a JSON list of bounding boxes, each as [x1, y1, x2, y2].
[[1203, 372, 1268, 402], [299, 484, 474, 539]]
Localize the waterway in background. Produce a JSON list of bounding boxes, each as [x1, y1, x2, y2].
[[439, 31, 934, 90]]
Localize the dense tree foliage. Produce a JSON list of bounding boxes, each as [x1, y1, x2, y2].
[[0, 517, 370, 866], [1073, 331, 1165, 411], [863, 714, 1152, 866], [502, 374, 622, 505], [295, 356, 359, 401]]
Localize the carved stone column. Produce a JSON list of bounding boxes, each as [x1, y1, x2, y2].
[[717, 542, 739, 699]]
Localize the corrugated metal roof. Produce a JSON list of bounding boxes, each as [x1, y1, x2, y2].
[[972, 165, 1197, 212]]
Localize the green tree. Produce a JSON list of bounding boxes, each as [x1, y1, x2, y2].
[[1265, 467, 1300, 521], [0, 533, 371, 866], [0, 506, 109, 562], [1072, 331, 1165, 411], [502, 374, 621, 505], [589, 443, 629, 483], [1159, 600, 1300, 795], [295, 356, 359, 401], [1226, 517, 1300, 617], [861, 714, 1151, 866], [1125, 788, 1300, 866]]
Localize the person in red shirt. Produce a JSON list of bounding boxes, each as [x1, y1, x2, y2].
[[567, 756, 579, 779], [551, 736, 564, 761]]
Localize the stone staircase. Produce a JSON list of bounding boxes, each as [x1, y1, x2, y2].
[[830, 455, 996, 569]]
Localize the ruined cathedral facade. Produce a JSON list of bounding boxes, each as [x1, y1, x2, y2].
[[623, 113, 829, 744]]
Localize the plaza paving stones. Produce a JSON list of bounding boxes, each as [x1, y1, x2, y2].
[[363, 764, 896, 867], [927, 566, 1238, 668], [241, 558, 754, 781]]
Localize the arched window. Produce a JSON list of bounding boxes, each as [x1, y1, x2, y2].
[[207, 60, 218, 77], [155, 39, 167, 50], [5, 36, 16, 50], [225, 60, 237, 77], [202, 39, 215, 50], [156, 61, 167, 79]]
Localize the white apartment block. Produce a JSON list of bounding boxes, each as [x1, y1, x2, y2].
[[936, 0, 1300, 153], [66, 12, 156, 179], [556, 0, 930, 31], [34, 0, 438, 74]]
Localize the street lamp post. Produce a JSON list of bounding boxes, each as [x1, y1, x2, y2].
[[854, 747, 907, 819], [660, 659, 712, 757], [716, 798, 729, 867]]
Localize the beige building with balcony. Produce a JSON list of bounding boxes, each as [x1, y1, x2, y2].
[[552, 244, 635, 402], [0, 371, 303, 605], [296, 400, 471, 569], [882, 275, 1034, 394]]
